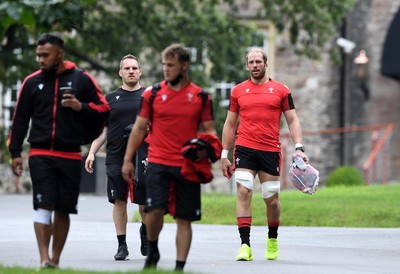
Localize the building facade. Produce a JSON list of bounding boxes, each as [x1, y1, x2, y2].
[[223, 0, 400, 184]]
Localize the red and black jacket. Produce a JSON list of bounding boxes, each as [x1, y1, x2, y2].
[[8, 61, 110, 160]]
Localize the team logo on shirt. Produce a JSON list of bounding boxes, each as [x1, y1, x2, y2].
[[236, 157, 240, 165], [245, 88, 250, 93], [269, 87, 274, 93], [38, 83, 44, 90], [161, 94, 168, 101], [187, 93, 194, 102], [67, 81, 72, 87], [116, 96, 120, 100]]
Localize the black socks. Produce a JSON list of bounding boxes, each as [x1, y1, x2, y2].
[[117, 234, 126, 247]]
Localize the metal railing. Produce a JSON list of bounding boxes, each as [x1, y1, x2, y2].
[[280, 123, 395, 189], [362, 123, 395, 184]]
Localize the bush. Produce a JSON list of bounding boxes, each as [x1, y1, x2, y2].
[[326, 166, 365, 187]]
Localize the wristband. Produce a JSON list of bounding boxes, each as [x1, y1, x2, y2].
[[295, 143, 305, 152], [221, 149, 229, 159]]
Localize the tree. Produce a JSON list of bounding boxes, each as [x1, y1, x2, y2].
[[225, 0, 355, 59], [0, 0, 264, 89], [260, 0, 355, 59], [0, 0, 355, 158], [1, 0, 355, 86], [0, 0, 96, 163], [0, 0, 95, 81]]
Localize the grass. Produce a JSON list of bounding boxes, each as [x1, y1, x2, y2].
[[0, 266, 176, 274], [2, 183, 400, 274], [189, 183, 400, 228]]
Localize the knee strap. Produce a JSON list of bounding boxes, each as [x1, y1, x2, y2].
[[261, 181, 280, 198], [34, 209, 52, 225], [234, 171, 254, 190]]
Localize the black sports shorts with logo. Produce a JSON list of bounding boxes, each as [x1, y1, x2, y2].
[[29, 155, 81, 214], [106, 142, 148, 205], [234, 145, 281, 176], [145, 162, 201, 221]]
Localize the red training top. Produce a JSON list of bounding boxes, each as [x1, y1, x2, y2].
[[139, 80, 213, 166], [229, 79, 294, 152]]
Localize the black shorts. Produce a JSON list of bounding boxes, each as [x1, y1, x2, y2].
[[234, 145, 281, 176], [134, 142, 148, 187], [29, 155, 81, 214], [106, 164, 146, 205], [106, 142, 148, 205], [145, 163, 201, 221]]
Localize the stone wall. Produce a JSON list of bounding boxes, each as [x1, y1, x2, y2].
[[366, 1, 400, 179], [268, 0, 400, 182], [273, 39, 341, 183]]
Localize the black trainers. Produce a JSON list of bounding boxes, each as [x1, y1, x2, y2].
[[140, 224, 148, 256], [114, 245, 129, 261], [144, 251, 160, 269]]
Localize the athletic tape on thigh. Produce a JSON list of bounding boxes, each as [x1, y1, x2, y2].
[[34, 208, 52, 225], [234, 170, 254, 190], [261, 181, 280, 198]]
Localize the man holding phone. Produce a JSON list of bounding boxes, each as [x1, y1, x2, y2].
[[8, 32, 110, 269]]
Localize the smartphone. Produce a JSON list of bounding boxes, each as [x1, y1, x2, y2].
[[59, 86, 75, 97]]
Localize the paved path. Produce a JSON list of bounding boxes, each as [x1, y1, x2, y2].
[[1, 194, 399, 274]]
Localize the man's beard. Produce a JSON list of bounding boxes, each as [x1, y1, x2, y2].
[[252, 69, 266, 80], [169, 73, 183, 86], [42, 59, 60, 74]]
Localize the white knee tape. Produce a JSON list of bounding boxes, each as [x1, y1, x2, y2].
[[34, 209, 52, 225], [261, 181, 280, 198], [234, 171, 254, 190]]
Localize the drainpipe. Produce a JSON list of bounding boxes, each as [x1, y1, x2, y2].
[[339, 20, 347, 166]]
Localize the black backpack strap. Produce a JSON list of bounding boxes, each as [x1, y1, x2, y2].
[[150, 82, 161, 120], [200, 90, 209, 109], [198, 90, 211, 126], [150, 82, 161, 104]]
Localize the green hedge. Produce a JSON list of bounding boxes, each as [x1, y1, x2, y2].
[[326, 166, 365, 187]]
